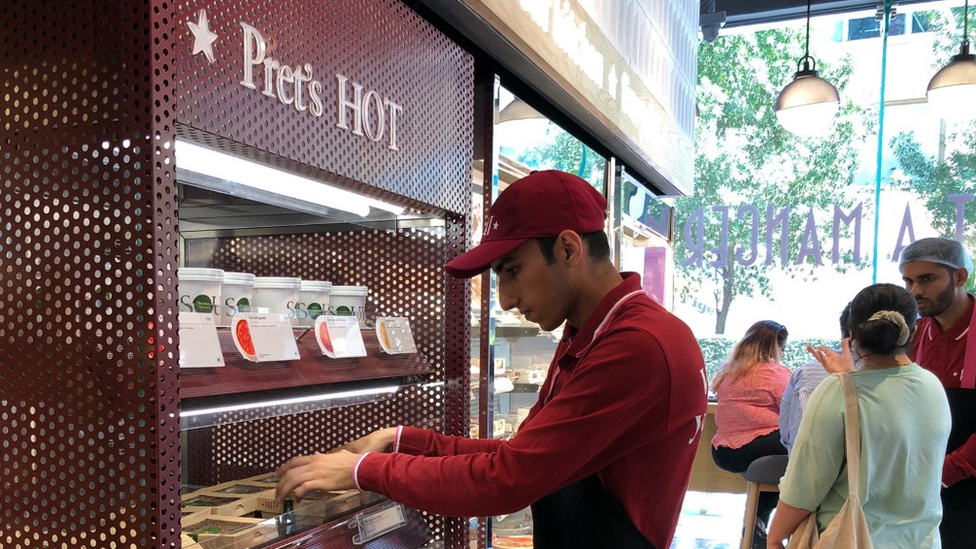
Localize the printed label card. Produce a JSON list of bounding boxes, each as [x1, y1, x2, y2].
[[178, 312, 224, 368], [375, 317, 417, 355], [231, 313, 301, 362], [314, 315, 367, 358]]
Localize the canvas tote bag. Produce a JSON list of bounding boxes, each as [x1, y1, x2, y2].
[[787, 373, 873, 549]]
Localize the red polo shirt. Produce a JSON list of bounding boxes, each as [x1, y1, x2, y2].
[[910, 294, 976, 486], [354, 273, 708, 548]]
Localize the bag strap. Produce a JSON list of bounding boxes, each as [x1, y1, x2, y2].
[[838, 373, 862, 498]]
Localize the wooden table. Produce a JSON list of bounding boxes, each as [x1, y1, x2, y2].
[[688, 403, 747, 494]]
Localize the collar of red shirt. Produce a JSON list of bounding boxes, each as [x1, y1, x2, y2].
[[558, 272, 645, 367], [923, 293, 976, 342]]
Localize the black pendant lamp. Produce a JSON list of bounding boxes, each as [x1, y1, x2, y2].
[[927, 0, 976, 120], [774, 0, 841, 137]]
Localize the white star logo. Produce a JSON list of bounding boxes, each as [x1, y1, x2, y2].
[[188, 9, 218, 63]]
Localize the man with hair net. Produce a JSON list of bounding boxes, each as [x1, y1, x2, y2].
[[900, 237, 976, 549]]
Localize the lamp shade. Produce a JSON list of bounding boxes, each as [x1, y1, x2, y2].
[[775, 71, 841, 137], [498, 99, 545, 123], [926, 51, 976, 121]]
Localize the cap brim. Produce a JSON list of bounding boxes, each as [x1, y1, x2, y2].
[[445, 238, 529, 278]]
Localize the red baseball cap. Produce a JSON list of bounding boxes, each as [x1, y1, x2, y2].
[[445, 170, 607, 278]]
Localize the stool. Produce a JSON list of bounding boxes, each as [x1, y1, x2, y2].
[[740, 455, 789, 549]]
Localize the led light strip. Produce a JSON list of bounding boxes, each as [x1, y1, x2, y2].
[[179, 385, 400, 418], [175, 140, 405, 216]]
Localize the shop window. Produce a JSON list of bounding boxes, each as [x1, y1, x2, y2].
[[911, 10, 940, 33], [674, 3, 976, 546], [830, 20, 845, 42], [847, 13, 906, 40]]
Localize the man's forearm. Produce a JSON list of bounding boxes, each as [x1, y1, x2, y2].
[[944, 432, 976, 487]]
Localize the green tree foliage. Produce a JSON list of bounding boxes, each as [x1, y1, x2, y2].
[[518, 129, 606, 186], [891, 7, 976, 248], [682, 28, 870, 334], [890, 128, 976, 242], [699, 336, 841, 379]]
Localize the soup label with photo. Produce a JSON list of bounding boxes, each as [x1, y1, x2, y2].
[[376, 317, 417, 354], [315, 315, 367, 358]]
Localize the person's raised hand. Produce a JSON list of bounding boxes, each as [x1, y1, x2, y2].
[[806, 337, 855, 373], [275, 450, 359, 503], [332, 427, 397, 454]]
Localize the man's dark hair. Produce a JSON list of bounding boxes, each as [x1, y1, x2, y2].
[[535, 231, 611, 264], [839, 302, 852, 339]]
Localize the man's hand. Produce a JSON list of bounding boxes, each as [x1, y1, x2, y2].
[[334, 427, 398, 454], [275, 450, 360, 503], [806, 337, 855, 373]]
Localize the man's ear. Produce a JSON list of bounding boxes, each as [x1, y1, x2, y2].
[[954, 268, 970, 288], [556, 230, 584, 266]]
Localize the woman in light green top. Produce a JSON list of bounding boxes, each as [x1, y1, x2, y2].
[[767, 283, 950, 549]]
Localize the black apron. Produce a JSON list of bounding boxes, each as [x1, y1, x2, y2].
[[530, 474, 657, 549], [936, 300, 976, 549], [530, 290, 659, 549], [940, 387, 976, 549]]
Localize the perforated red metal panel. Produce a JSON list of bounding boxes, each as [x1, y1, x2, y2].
[[1, 0, 472, 547], [0, 1, 182, 548], [175, 0, 472, 216]]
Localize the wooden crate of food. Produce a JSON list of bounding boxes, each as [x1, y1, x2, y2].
[[181, 514, 276, 549], [181, 492, 241, 516], [256, 489, 352, 517], [180, 532, 202, 548], [205, 481, 278, 498], [238, 472, 280, 487], [181, 507, 212, 522], [196, 490, 269, 517], [181, 491, 265, 517]]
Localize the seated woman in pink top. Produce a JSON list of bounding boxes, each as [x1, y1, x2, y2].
[[711, 320, 792, 546]]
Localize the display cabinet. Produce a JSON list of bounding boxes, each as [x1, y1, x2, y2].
[[171, 0, 478, 542], [171, 0, 476, 544], [175, 164, 461, 548], [475, 326, 555, 439], [609, 167, 676, 309], [469, 323, 556, 548], [0, 0, 473, 548]]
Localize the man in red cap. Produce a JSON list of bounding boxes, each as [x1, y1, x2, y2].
[[276, 170, 708, 549]]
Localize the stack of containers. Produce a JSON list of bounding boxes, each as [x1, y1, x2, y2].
[[179, 272, 371, 328], [329, 285, 369, 325], [177, 268, 225, 317], [251, 277, 302, 322], [296, 280, 332, 327], [220, 272, 256, 326]]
